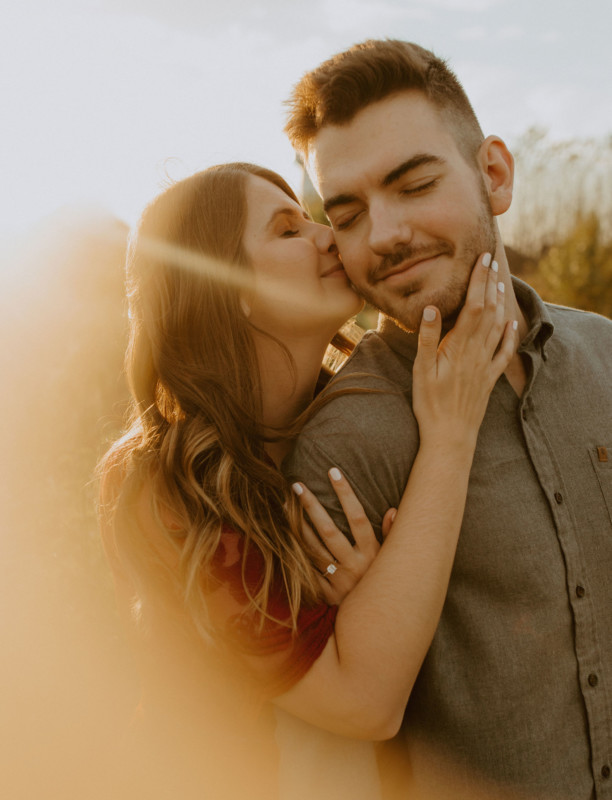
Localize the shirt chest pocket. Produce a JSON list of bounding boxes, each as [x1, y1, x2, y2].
[[589, 444, 612, 527]]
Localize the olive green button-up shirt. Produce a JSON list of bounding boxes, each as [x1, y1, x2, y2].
[[286, 278, 612, 799]]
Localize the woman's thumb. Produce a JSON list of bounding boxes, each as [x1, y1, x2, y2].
[[417, 305, 441, 362], [381, 508, 397, 539]]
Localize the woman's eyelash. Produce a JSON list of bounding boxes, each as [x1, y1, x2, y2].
[[281, 229, 299, 237]]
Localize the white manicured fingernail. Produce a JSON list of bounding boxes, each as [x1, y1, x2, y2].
[[491, 260, 499, 273], [498, 281, 505, 293], [482, 252, 492, 267], [512, 320, 518, 330], [423, 307, 436, 322], [329, 468, 342, 482], [292, 482, 303, 495]]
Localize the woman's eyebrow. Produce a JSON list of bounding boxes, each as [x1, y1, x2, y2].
[[265, 207, 309, 230]]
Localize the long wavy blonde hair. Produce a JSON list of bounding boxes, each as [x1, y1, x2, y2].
[[99, 163, 356, 643]]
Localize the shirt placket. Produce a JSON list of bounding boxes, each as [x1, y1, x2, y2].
[[519, 342, 612, 798]]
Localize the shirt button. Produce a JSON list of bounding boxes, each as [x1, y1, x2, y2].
[[521, 408, 528, 421], [602, 765, 611, 779], [554, 492, 563, 504], [588, 673, 599, 687], [576, 585, 586, 598]]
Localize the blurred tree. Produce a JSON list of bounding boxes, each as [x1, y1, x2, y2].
[[524, 213, 612, 317], [502, 128, 612, 257]]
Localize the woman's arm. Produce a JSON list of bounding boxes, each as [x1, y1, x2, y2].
[[273, 253, 516, 739]]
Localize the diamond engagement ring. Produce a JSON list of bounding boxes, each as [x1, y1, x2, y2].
[[325, 563, 337, 576]]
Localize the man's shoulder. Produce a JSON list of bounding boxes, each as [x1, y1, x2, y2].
[[303, 328, 415, 433], [331, 327, 415, 388], [514, 275, 612, 349], [286, 328, 418, 487], [285, 329, 419, 533], [546, 301, 612, 332], [546, 302, 612, 358]]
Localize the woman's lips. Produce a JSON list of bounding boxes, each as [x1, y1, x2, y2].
[[321, 262, 347, 277]]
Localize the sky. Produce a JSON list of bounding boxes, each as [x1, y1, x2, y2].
[[2, 0, 611, 241]]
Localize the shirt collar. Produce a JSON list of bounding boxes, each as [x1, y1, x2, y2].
[[376, 275, 555, 361], [512, 276, 554, 357]]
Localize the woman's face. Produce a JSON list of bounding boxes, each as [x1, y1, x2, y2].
[[241, 175, 363, 343]]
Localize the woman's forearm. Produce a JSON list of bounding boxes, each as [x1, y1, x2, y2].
[[275, 438, 475, 739]]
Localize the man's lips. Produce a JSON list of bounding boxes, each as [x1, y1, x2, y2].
[[376, 253, 445, 283]]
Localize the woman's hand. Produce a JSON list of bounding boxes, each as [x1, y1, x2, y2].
[[412, 252, 517, 449], [293, 470, 396, 604]]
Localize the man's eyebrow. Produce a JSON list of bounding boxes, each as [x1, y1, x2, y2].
[[382, 154, 445, 187], [323, 154, 446, 215], [323, 193, 358, 216]]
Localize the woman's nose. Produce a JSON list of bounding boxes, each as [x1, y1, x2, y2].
[[314, 222, 337, 254]]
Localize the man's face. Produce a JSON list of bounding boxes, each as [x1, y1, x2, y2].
[[310, 91, 498, 331]]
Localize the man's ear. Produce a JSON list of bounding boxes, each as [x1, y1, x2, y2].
[[478, 135, 514, 216]]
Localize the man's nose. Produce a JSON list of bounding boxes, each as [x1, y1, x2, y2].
[[368, 203, 413, 254]]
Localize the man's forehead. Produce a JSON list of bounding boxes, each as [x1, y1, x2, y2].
[[308, 91, 451, 198], [309, 128, 385, 200]]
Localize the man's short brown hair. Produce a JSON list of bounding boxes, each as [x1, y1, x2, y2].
[[285, 39, 484, 164]]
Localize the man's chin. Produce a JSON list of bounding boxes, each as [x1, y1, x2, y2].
[[384, 294, 465, 334]]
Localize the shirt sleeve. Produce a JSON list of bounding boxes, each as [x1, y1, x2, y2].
[[205, 528, 338, 698]]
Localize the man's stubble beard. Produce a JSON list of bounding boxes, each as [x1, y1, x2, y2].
[[360, 189, 498, 333]]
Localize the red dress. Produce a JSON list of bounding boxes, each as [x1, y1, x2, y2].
[[206, 526, 338, 698]]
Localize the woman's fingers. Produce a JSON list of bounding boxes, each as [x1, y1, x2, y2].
[[444, 253, 510, 363], [490, 319, 519, 378], [416, 305, 442, 375], [484, 257, 501, 321], [327, 468, 380, 559], [292, 470, 382, 598], [293, 481, 354, 564], [411, 251, 520, 437], [485, 273, 506, 349], [453, 252, 495, 335], [299, 515, 339, 567]]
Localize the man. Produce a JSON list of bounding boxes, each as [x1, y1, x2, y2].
[[284, 40, 612, 799]]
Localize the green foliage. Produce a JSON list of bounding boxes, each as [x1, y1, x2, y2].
[[520, 214, 612, 318]]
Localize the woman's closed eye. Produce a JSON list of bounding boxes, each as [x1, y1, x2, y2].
[[281, 228, 299, 237]]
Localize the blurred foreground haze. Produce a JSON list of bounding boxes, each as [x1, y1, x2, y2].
[[1, 0, 611, 794]]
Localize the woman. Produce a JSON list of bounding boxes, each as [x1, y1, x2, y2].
[[99, 162, 515, 798]]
